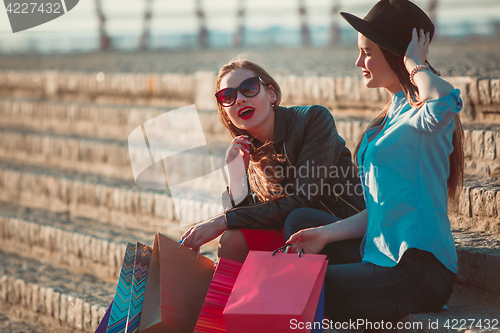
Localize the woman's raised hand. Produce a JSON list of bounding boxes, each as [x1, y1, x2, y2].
[[404, 27, 430, 72], [285, 226, 328, 255], [225, 135, 251, 181]]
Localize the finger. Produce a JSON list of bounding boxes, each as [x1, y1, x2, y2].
[[289, 242, 300, 253], [181, 227, 193, 240], [233, 137, 252, 145], [419, 29, 426, 45], [423, 31, 431, 48], [412, 27, 418, 41], [285, 231, 302, 245]]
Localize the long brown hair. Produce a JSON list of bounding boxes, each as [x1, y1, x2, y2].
[[353, 46, 464, 204], [215, 59, 287, 202]]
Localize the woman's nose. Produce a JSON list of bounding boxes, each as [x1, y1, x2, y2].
[[355, 54, 364, 68], [235, 91, 247, 104]]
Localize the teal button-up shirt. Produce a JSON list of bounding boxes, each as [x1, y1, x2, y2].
[[358, 89, 462, 273]]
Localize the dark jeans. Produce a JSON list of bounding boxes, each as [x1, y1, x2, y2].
[[284, 208, 456, 322]]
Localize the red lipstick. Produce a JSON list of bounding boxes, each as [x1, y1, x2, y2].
[[238, 107, 255, 120]]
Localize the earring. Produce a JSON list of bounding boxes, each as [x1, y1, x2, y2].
[[271, 103, 275, 108]]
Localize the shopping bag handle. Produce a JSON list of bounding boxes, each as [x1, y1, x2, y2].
[[178, 238, 200, 259], [272, 244, 304, 257]]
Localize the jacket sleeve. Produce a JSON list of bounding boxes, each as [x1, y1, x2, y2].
[[224, 105, 345, 230], [220, 178, 253, 211]]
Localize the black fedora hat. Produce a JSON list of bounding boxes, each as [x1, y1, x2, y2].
[[340, 0, 434, 57]]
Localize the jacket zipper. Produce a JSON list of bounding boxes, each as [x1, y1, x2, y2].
[[319, 200, 335, 215], [338, 195, 361, 213], [283, 143, 292, 166]]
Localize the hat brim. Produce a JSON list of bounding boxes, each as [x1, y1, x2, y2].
[[340, 12, 405, 57]]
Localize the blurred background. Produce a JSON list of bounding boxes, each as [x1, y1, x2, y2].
[[0, 0, 499, 53]]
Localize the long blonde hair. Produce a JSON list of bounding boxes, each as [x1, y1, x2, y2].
[[353, 47, 464, 204]]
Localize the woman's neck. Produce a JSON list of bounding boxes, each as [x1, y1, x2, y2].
[[247, 109, 275, 143]]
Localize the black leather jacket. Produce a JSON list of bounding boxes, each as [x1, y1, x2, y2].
[[222, 105, 366, 229]]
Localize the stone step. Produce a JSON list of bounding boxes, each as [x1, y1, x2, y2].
[[0, 248, 113, 332], [0, 197, 497, 292], [397, 284, 500, 333], [0, 159, 497, 232], [0, 127, 228, 180], [0, 247, 498, 333], [0, 127, 133, 179], [453, 228, 500, 293], [0, 159, 226, 233], [0, 97, 231, 142], [0, 98, 498, 178], [0, 70, 499, 121], [0, 201, 217, 281], [0, 299, 78, 333], [451, 175, 500, 231]]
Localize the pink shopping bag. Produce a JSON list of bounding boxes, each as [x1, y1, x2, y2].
[[223, 250, 328, 333]]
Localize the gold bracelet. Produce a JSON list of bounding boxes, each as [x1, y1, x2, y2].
[[409, 64, 430, 86]]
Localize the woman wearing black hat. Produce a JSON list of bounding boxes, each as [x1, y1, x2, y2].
[[285, 0, 464, 323]]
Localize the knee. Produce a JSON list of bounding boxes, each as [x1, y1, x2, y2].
[[218, 229, 249, 262], [284, 208, 311, 240]]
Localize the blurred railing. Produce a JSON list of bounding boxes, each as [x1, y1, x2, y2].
[[1, 0, 499, 53]]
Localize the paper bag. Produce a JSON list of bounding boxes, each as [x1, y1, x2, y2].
[[193, 257, 243, 333], [139, 233, 215, 333], [223, 250, 327, 333]]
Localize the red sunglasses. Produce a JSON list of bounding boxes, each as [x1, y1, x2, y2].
[[215, 76, 264, 107]]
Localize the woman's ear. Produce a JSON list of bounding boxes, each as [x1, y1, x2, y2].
[[267, 84, 277, 104]]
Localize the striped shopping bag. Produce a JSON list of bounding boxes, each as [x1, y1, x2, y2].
[[103, 241, 152, 333], [193, 258, 243, 333]]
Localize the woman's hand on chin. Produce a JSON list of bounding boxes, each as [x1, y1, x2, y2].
[[180, 215, 228, 252], [226, 135, 251, 180], [285, 226, 329, 255]]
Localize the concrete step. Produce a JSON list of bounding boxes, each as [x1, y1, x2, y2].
[[0, 127, 229, 181], [0, 248, 113, 332], [0, 100, 498, 180], [0, 70, 499, 121], [0, 127, 132, 179], [397, 284, 500, 333], [0, 241, 497, 333], [450, 175, 500, 232], [0, 159, 496, 232], [453, 228, 500, 293], [0, 300, 75, 333], [0, 97, 230, 142], [0, 96, 497, 176], [0, 197, 497, 292], [0, 201, 217, 280], [0, 159, 225, 233]]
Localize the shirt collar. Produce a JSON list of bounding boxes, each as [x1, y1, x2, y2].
[[393, 90, 406, 104]]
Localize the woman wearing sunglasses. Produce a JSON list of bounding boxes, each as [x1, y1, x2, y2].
[[285, 0, 464, 323], [181, 59, 365, 262]]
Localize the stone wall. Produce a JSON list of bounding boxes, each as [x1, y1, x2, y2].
[[0, 70, 499, 121]]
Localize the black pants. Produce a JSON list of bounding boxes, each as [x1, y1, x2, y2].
[[284, 208, 456, 322]]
